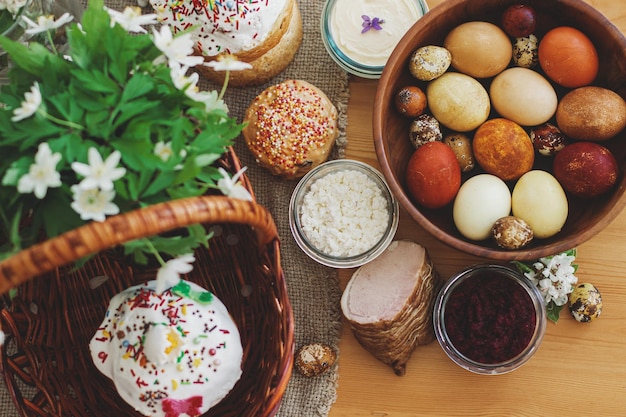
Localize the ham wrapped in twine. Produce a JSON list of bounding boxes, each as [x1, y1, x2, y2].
[[340, 240, 443, 376]]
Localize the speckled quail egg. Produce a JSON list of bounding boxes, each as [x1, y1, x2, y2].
[[294, 343, 337, 377], [569, 283, 603, 322], [409, 114, 442, 149], [409, 45, 452, 81], [530, 123, 567, 156], [491, 216, 534, 249], [444, 133, 474, 172], [513, 34, 539, 68]]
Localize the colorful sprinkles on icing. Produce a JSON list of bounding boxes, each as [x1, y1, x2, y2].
[[90, 280, 243, 417], [249, 80, 336, 170], [150, 0, 284, 56]]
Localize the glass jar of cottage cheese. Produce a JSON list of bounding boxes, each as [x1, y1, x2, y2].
[[289, 159, 399, 268], [321, 0, 429, 78]]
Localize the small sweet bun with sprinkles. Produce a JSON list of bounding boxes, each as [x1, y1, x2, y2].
[[243, 79, 339, 180], [89, 280, 243, 417], [150, 0, 303, 87]]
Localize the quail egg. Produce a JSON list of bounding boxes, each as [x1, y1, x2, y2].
[[569, 282, 603, 322], [294, 343, 337, 377], [513, 34, 539, 68], [409, 45, 452, 81]]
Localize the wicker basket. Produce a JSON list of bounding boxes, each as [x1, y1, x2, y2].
[[0, 147, 294, 417]]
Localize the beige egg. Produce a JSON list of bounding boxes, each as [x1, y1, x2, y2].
[[512, 170, 568, 239], [490, 67, 558, 126], [453, 174, 512, 241], [409, 45, 452, 81], [444, 21, 512, 78], [426, 72, 491, 132]]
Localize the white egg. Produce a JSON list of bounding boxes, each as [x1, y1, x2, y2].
[[512, 170, 568, 238], [453, 174, 512, 240]]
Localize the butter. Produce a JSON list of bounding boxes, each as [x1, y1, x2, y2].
[[328, 0, 424, 67]]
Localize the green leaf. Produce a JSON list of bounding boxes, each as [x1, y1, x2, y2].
[[546, 302, 564, 323], [71, 68, 119, 94], [0, 38, 63, 76], [41, 189, 82, 238], [141, 171, 177, 198]]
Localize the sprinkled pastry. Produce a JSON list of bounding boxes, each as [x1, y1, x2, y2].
[[243, 79, 339, 180]]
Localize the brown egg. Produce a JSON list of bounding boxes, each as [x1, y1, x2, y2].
[[556, 86, 626, 141], [395, 86, 427, 118], [473, 118, 534, 181]]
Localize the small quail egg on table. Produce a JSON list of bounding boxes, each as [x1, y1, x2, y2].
[[569, 283, 603, 322], [513, 34, 539, 68], [409, 45, 452, 81], [294, 343, 337, 377], [409, 114, 442, 149]]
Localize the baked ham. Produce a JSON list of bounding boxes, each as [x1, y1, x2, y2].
[[340, 240, 443, 376]]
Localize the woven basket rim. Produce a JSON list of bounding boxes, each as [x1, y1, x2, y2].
[[0, 147, 295, 417]]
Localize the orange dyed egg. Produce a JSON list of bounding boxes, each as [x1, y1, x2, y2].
[[538, 26, 599, 88]]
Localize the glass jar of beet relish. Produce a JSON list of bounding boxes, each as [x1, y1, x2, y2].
[[433, 264, 547, 375]]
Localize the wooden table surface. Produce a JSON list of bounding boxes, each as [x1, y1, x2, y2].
[[331, 1, 626, 416]]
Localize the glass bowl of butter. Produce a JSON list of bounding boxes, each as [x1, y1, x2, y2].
[[321, 0, 429, 78]]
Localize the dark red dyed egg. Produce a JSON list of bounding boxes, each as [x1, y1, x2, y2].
[[502, 4, 537, 38], [553, 141, 619, 198]]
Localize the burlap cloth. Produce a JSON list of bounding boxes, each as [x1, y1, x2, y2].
[[0, 0, 348, 416]]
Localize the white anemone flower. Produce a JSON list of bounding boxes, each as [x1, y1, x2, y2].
[[524, 252, 578, 306], [204, 54, 252, 72], [70, 185, 120, 222], [0, 330, 5, 347], [12, 81, 42, 122], [190, 89, 229, 113], [22, 12, 73, 35], [0, 0, 28, 16], [217, 167, 253, 201], [154, 141, 175, 162], [155, 253, 195, 294], [17, 142, 62, 199], [169, 62, 200, 96], [106, 6, 157, 33], [71, 147, 126, 191], [152, 25, 204, 67]]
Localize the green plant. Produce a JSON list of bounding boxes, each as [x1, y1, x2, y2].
[[0, 0, 249, 265]]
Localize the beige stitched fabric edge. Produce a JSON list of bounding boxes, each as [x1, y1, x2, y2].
[[0, 0, 349, 416]]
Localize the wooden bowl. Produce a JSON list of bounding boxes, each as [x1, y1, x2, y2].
[[374, 0, 626, 260]]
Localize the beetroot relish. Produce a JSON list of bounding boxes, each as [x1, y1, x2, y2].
[[444, 273, 536, 364]]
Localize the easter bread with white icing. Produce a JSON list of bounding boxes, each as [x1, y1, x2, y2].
[[150, 0, 303, 87], [89, 279, 243, 417]]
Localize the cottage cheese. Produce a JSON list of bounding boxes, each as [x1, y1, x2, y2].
[[300, 169, 390, 257]]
